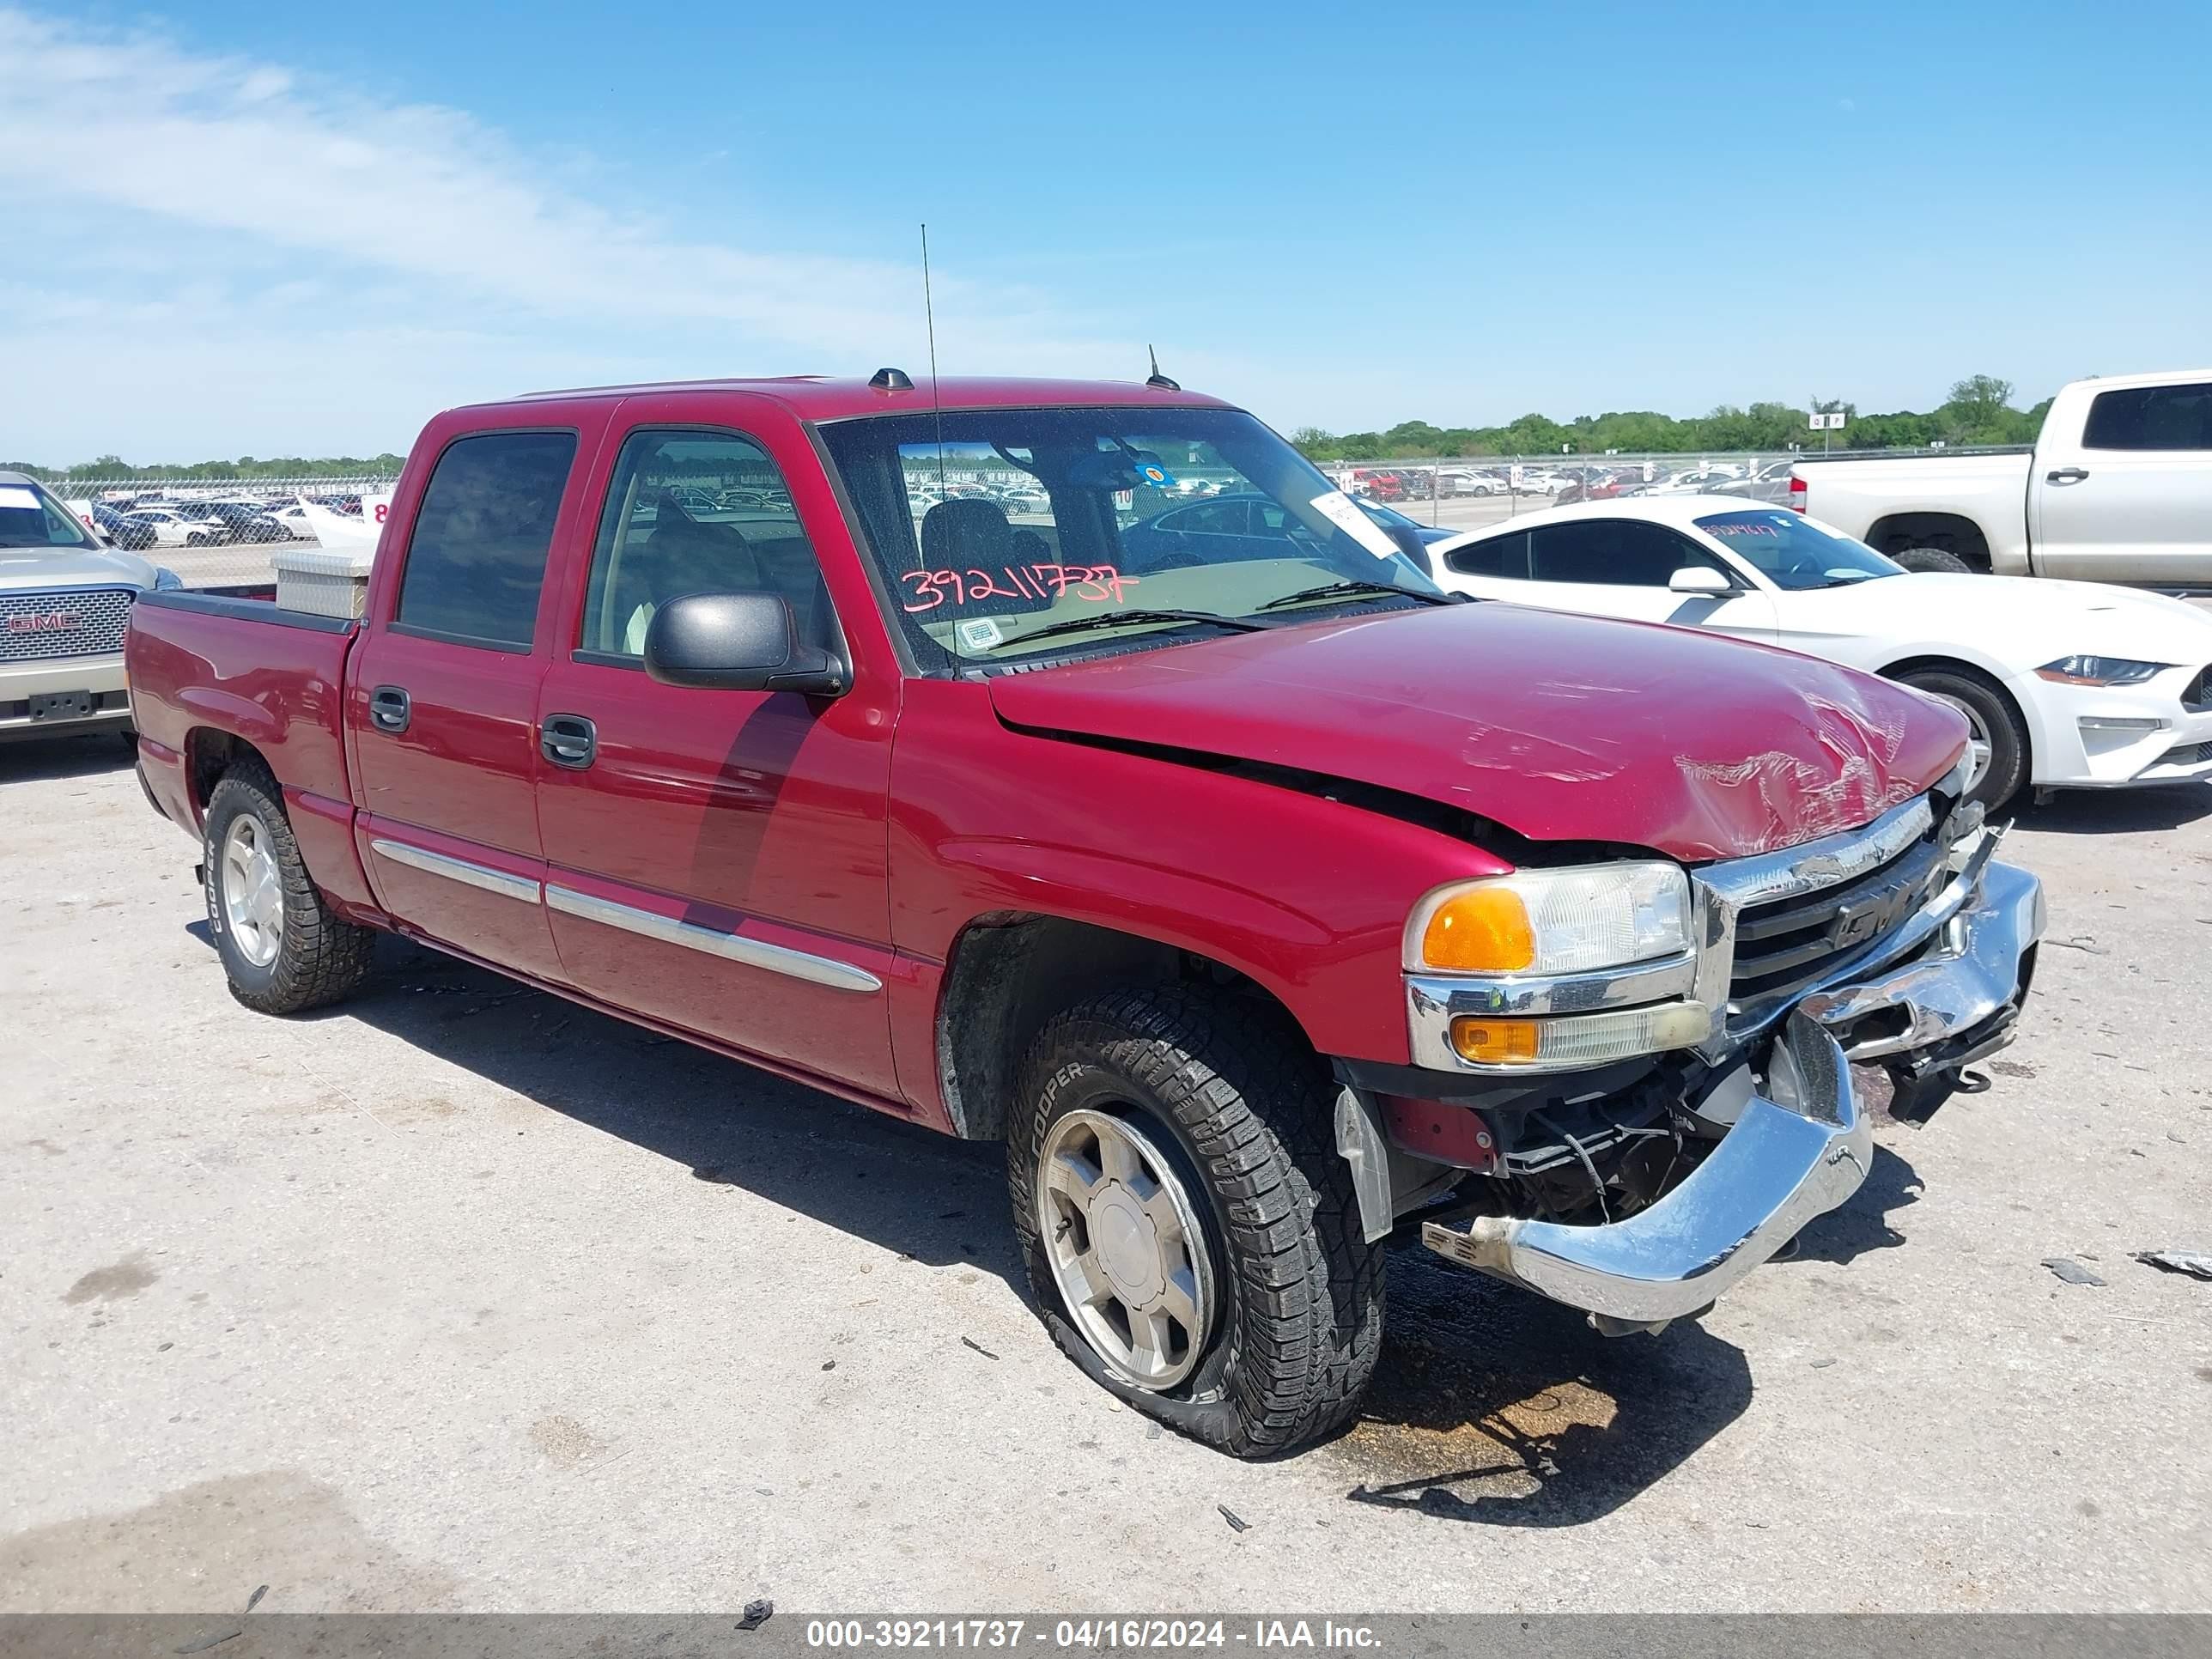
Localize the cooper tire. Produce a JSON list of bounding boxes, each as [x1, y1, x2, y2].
[[1008, 987, 1384, 1457], [1897, 665, 2029, 810], [203, 762, 377, 1014], [1891, 544, 1974, 575]]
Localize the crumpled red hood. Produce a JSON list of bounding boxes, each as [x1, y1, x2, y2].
[[986, 604, 1967, 862]]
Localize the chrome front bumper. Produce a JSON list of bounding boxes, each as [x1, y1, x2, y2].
[[1421, 854, 2044, 1326]]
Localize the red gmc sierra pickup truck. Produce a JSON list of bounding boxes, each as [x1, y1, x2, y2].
[[126, 374, 2045, 1455]]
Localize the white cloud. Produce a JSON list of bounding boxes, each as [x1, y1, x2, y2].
[[0, 6, 1139, 459]]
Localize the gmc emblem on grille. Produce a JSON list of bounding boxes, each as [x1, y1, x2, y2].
[[1832, 888, 1910, 948], [7, 611, 82, 635]]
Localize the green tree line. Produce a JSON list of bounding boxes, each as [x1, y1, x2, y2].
[[7, 453, 409, 482], [1291, 376, 2052, 461]]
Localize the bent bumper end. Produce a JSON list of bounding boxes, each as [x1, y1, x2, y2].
[[1422, 1010, 1868, 1326], [1421, 857, 2044, 1328]]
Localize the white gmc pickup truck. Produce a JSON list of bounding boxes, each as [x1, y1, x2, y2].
[[1791, 370, 2212, 587]]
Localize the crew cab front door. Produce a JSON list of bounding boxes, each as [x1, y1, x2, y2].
[[532, 417, 899, 1098]]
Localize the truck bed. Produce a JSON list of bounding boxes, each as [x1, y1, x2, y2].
[[125, 588, 369, 907]]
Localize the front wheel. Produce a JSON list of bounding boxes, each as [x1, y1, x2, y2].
[[203, 763, 378, 1013], [1007, 988, 1384, 1457], [1896, 665, 2028, 809]]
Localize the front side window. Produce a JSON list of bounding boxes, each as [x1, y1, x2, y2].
[[394, 431, 577, 648], [817, 407, 1440, 668], [579, 428, 831, 661], [1528, 520, 1716, 586], [0, 481, 95, 551], [1692, 508, 1900, 590], [2081, 383, 2212, 452]]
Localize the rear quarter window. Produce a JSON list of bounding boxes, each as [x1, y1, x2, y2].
[[393, 430, 579, 649]]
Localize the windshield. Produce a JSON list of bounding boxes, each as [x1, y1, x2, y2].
[[1693, 507, 1901, 590], [0, 482, 96, 551], [817, 407, 1443, 667]]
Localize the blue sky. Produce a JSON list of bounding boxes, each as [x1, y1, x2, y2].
[[4, 0, 2209, 462]]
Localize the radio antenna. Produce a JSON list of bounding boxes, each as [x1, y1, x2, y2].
[[921, 222, 947, 494]]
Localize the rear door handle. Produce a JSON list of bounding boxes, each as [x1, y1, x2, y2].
[[540, 713, 597, 769], [2046, 467, 2089, 484], [368, 685, 410, 733]]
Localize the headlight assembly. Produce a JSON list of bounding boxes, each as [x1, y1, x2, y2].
[[1406, 862, 1692, 977], [153, 567, 185, 591], [2034, 655, 2170, 687]]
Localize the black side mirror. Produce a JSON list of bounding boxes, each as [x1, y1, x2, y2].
[[1376, 519, 1434, 574], [642, 592, 847, 696]]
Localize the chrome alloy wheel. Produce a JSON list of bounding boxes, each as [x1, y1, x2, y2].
[[1036, 1108, 1216, 1390], [1929, 694, 1995, 793], [219, 812, 284, 969]]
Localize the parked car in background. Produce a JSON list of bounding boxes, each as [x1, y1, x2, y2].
[[91, 503, 160, 551], [2, 471, 176, 743], [118, 507, 223, 548], [1425, 495, 2212, 805], [125, 373, 2040, 1456], [1711, 459, 1797, 504], [1433, 469, 1501, 497], [266, 501, 315, 538], [1791, 369, 2212, 583], [205, 500, 289, 543]]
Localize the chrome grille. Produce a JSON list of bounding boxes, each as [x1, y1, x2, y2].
[[1728, 834, 1948, 1006], [0, 587, 136, 664]]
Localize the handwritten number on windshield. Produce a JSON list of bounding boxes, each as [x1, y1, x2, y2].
[[901, 564, 1140, 613]]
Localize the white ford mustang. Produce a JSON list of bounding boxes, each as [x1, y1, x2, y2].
[[1423, 495, 2212, 806]]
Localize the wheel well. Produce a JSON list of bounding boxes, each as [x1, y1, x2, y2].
[[1864, 513, 1991, 572], [186, 729, 272, 817], [933, 914, 1299, 1141], [1878, 656, 2032, 762]]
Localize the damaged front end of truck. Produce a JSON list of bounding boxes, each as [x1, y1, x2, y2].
[[1334, 752, 2045, 1333]]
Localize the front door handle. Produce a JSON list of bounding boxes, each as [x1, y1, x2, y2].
[[368, 685, 410, 733], [2046, 467, 2089, 485], [540, 714, 597, 769]]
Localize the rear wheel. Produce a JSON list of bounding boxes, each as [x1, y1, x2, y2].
[[203, 763, 377, 1013], [1007, 987, 1384, 1458], [1890, 544, 1974, 574], [1896, 665, 2028, 809]]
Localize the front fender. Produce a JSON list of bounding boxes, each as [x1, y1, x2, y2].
[[884, 681, 1509, 1098]]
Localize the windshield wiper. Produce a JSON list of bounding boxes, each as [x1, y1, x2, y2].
[[1006, 607, 1273, 647], [1254, 579, 1461, 613]]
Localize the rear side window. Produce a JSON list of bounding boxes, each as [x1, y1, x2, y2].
[[394, 431, 578, 648], [2081, 383, 2212, 452], [1443, 530, 1526, 579]]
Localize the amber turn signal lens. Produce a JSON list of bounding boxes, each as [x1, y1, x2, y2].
[[1449, 1017, 1540, 1065], [1420, 887, 1536, 972]]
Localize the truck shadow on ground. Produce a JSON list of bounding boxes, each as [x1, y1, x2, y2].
[[214, 932, 1923, 1525], [2006, 782, 2211, 836], [1334, 1253, 1752, 1527], [303, 935, 1022, 1276], [0, 732, 135, 784]]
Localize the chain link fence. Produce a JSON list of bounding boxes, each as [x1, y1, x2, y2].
[[43, 476, 398, 589]]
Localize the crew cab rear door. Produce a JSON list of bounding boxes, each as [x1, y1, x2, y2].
[[347, 417, 605, 982], [2030, 378, 2212, 584], [530, 398, 901, 1098]]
